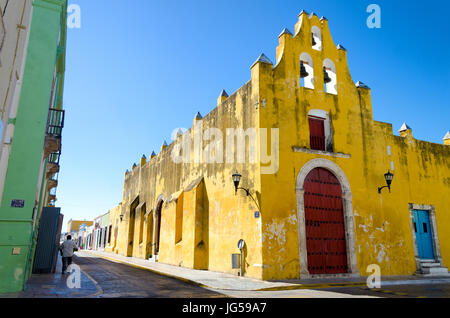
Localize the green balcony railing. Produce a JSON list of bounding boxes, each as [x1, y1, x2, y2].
[[46, 108, 65, 137]]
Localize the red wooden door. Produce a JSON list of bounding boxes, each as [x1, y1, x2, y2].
[[304, 168, 348, 274], [309, 116, 325, 151]]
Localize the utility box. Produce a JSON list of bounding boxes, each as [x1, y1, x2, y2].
[[231, 253, 240, 269]]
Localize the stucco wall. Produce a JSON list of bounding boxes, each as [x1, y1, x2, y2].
[[114, 81, 265, 278]]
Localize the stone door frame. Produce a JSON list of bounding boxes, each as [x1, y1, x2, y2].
[[296, 158, 359, 278], [408, 203, 443, 272]]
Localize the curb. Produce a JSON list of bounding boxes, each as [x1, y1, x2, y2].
[[79, 268, 104, 298], [380, 278, 450, 287], [257, 278, 450, 292], [255, 282, 366, 291]]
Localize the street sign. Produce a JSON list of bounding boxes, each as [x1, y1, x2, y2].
[[11, 200, 25, 208]]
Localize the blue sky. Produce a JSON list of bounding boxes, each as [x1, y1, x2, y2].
[[60, 0, 450, 228]]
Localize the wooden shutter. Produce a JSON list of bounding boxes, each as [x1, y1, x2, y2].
[[309, 116, 326, 151]]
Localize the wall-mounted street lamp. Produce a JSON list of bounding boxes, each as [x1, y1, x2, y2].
[[232, 172, 260, 210], [120, 214, 124, 222], [232, 172, 247, 195], [378, 170, 394, 194]]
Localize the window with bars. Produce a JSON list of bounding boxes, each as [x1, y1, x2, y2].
[[47, 108, 65, 137], [309, 116, 326, 151]]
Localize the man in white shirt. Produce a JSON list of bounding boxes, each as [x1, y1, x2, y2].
[[59, 235, 79, 274]]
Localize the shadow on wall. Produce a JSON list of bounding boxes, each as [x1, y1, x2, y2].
[[127, 197, 139, 257], [194, 180, 209, 270]]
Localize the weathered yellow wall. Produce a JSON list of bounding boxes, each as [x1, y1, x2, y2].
[[110, 12, 449, 281], [105, 204, 121, 253], [256, 12, 450, 280], [68, 220, 93, 233], [112, 82, 264, 279]]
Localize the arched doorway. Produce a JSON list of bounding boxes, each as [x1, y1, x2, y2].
[[304, 167, 347, 274], [154, 199, 164, 256], [296, 158, 359, 278]]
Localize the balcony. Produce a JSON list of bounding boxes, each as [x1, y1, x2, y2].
[[47, 179, 58, 191], [48, 194, 57, 203], [47, 173, 59, 191], [46, 151, 61, 178], [47, 186, 57, 207], [44, 108, 65, 155], [47, 178, 58, 207]]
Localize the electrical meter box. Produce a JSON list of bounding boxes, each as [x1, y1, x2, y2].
[[231, 254, 240, 269]]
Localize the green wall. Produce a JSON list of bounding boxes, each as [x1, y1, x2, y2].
[[0, 0, 67, 293], [101, 212, 111, 227]]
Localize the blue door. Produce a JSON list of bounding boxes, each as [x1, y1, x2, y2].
[[413, 210, 435, 260]]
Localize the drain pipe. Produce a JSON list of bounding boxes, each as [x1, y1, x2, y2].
[[238, 239, 245, 276]]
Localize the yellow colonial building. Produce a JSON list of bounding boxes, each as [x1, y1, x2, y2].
[[106, 11, 450, 280]]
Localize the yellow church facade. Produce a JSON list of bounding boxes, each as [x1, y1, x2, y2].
[[106, 11, 450, 280]]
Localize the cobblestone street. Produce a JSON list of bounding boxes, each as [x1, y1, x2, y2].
[[74, 254, 226, 298]]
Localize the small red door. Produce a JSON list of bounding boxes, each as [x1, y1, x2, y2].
[[309, 116, 326, 151], [304, 168, 347, 274]]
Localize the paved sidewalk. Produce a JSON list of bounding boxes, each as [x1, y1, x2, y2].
[[81, 250, 450, 291], [1, 255, 102, 298]]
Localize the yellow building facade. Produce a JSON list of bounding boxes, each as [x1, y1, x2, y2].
[[108, 12, 450, 280], [67, 219, 94, 234]]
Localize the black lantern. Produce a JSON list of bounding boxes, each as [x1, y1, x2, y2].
[[120, 214, 124, 222], [378, 170, 394, 193], [232, 172, 242, 194], [312, 33, 317, 46], [300, 61, 309, 78], [232, 172, 260, 210], [323, 67, 332, 84]]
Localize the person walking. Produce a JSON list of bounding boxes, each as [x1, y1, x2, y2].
[[59, 235, 79, 274]]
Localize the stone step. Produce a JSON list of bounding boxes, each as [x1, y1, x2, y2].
[[421, 267, 449, 275], [421, 262, 442, 268], [419, 259, 436, 263]]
